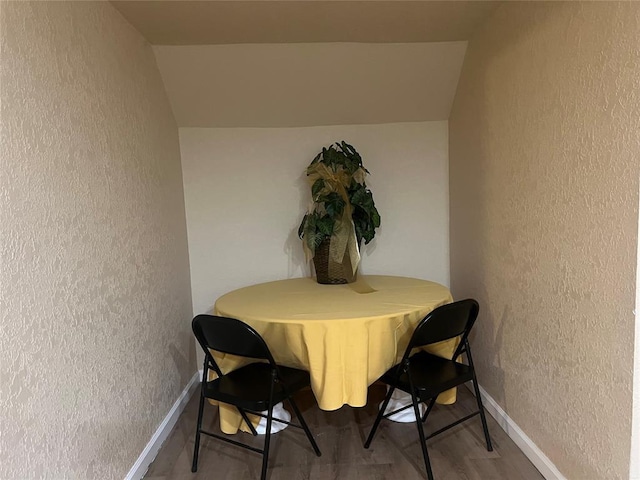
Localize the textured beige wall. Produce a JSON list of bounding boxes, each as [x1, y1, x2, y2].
[[0, 2, 194, 478], [180, 123, 450, 317], [449, 3, 639, 479]]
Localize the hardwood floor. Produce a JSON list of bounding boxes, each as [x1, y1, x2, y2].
[[144, 384, 544, 480]]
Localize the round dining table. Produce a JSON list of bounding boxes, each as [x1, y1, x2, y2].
[[212, 275, 455, 434]]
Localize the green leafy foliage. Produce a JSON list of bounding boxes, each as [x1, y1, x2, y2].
[[311, 179, 325, 200], [298, 142, 381, 254], [323, 192, 345, 218], [299, 212, 334, 251], [350, 184, 380, 244]]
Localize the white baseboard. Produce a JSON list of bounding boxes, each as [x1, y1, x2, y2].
[[125, 370, 201, 480], [468, 384, 566, 480]]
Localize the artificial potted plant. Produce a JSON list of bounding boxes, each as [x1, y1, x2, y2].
[[298, 141, 381, 284]]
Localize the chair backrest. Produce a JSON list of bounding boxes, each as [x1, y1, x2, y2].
[[405, 299, 479, 358], [192, 314, 276, 364]]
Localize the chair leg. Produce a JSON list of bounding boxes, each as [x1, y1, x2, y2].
[[421, 397, 437, 423], [411, 392, 434, 480], [237, 407, 259, 436], [287, 397, 321, 456], [364, 386, 396, 448], [260, 403, 275, 480], [191, 389, 206, 472], [471, 378, 493, 452]]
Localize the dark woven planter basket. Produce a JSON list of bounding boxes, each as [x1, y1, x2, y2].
[[313, 238, 357, 284]]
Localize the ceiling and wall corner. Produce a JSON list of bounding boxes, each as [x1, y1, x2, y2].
[[112, 0, 502, 128]]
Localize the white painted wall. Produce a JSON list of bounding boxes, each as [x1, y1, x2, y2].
[[180, 122, 449, 315]]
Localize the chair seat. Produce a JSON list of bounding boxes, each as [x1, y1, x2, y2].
[[205, 363, 311, 411], [381, 351, 474, 400]]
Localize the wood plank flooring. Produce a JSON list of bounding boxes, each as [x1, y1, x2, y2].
[[144, 384, 544, 480]]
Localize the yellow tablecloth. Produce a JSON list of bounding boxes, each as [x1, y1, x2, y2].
[[213, 275, 454, 434]]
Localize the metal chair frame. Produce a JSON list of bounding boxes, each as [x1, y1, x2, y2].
[[191, 314, 321, 480], [363, 299, 493, 480]]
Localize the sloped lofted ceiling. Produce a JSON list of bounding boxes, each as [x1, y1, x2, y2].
[[111, 1, 501, 127]]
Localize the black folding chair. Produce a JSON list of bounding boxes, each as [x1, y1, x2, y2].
[[364, 299, 492, 480], [191, 314, 321, 480]]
